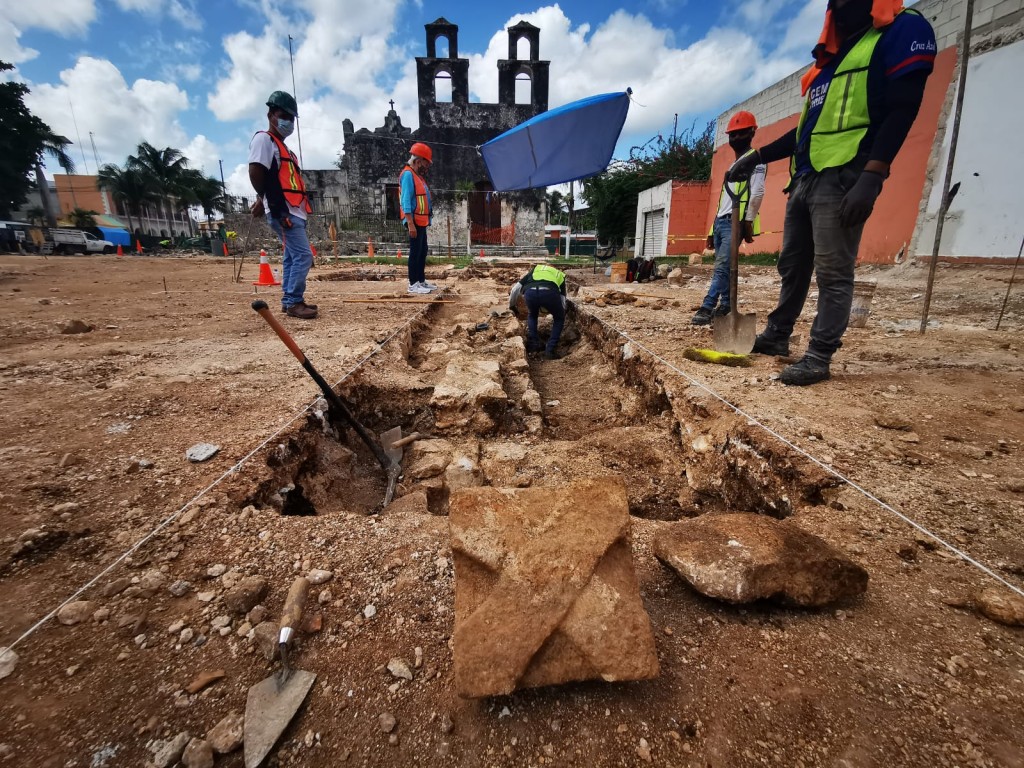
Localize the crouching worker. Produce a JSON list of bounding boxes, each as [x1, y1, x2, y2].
[[509, 264, 568, 360]]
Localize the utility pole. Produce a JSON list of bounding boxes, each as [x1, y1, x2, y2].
[[68, 98, 89, 175], [218, 159, 229, 212], [89, 132, 100, 170], [288, 35, 304, 167]]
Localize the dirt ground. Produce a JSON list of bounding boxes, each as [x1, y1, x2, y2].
[[0, 252, 1022, 768]]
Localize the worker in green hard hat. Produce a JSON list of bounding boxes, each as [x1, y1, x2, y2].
[[248, 90, 318, 320]]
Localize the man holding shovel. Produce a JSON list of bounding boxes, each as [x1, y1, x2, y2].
[[727, 0, 935, 385], [248, 90, 318, 320], [692, 110, 765, 326]]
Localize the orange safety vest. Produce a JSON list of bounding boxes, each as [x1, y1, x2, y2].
[[399, 165, 431, 227], [261, 131, 312, 213]]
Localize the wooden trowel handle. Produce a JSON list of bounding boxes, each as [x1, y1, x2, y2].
[[279, 577, 309, 638]]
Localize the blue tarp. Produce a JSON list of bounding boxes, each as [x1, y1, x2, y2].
[[97, 226, 131, 246], [480, 91, 630, 191]]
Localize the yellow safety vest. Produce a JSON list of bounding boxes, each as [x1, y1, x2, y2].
[[709, 180, 762, 236], [531, 264, 565, 288]]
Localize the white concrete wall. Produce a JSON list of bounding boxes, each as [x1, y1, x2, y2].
[[634, 181, 673, 257], [914, 36, 1024, 259]]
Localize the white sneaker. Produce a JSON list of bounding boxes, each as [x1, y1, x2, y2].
[[407, 283, 431, 294], [421, 281, 440, 291]]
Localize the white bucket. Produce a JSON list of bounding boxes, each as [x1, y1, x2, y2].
[[849, 280, 877, 328]]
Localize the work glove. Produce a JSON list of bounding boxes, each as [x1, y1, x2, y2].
[[741, 221, 754, 243], [839, 171, 885, 228], [726, 148, 761, 182]]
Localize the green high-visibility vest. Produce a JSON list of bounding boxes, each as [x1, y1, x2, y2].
[[793, 13, 916, 173], [708, 180, 762, 237], [531, 264, 565, 287]]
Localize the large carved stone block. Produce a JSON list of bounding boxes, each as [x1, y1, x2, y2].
[[450, 477, 659, 698]]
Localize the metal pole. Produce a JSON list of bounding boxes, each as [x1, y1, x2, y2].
[[995, 235, 1023, 331], [89, 132, 100, 170], [288, 35, 304, 167], [68, 98, 89, 175], [920, 0, 974, 334], [447, 215, 452, 258], [565, 181, 573, 259], [218, 160, 228, 212]]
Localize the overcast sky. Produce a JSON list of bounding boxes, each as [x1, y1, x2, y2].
[[3, 0, 829, 194]]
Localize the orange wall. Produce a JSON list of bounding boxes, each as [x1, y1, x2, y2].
[[53, 175, 109, 218], [666, 181, 711, 254], [702, 46, 957, 264]]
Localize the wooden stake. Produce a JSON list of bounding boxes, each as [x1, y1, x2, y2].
[[340, 298, 458, 304], [163, 277, 168, 296]]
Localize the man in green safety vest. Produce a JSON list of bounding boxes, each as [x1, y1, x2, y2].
[[509, 264, 568, 360], [727, 0, 935, 385], [692, 110, 766, 326]]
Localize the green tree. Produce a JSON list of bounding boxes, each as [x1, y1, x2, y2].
[[0, 60, 75, 221], [69, 207, 98, 229], [545, 189, 566, 224], [127, 142, 190, 232], [97, 163, 159, 236], [35, 129, 76, 228], [179, 168, 226, 228], [581, 121, 715, 245]]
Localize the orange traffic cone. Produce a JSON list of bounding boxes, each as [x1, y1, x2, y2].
[[253, 249, 280, 286], [116, 244, 123, 258], [479, 248, 485, 259], [368, 237, 375, 258], [397, 249, 403, 259], [136, 239, 143, 254], [311, 244, 318, 258], [222, 241, 229, 257]]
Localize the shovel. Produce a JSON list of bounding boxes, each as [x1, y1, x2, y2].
[[252, 300, 402, 506], [244, 577, 317, 768], [713, 182, 757, 354]]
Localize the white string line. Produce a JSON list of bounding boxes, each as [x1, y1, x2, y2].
[[593, 314, 1024, 600], [1, 304, 436, 658]]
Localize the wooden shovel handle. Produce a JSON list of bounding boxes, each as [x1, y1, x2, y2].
[[280, 577, 309, 633], [252, 300, 305, 363]]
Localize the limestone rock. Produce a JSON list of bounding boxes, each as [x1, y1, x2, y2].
[[406, 439, 453, 480], [386, 490, 429, 515], [253, 621, 279, 660], [450, 477, 659, 698], [152, 731, 191, 768], [57, 601, 98, 626], [521, 389, 542, 414], [307, 569, 333, 585], [654, 513, 868, 607], [182, 738, 214, 768], [975, 588, 1024, 627], [387, 658, 414, 680], [431, 359, 508, 430], [0, 647, 17, 679], [207, 711, 244, 754], [58, 319, 92, 335], [667, 268, 685, 286], [224, 576, 268, 615], [657, 264, 671, 278], [444, 452, 483, 493]]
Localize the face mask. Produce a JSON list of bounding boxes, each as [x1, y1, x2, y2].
[[832, 0, 872, 36], [728, 135, 752, 153], [276, 117, 295, 137]]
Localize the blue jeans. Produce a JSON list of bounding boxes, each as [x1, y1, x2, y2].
[[763, 164, 865, 362], [524, 286, 565, 354], [267, 215, 313, 308], [701, 215, 733, 311], [407, 225, 428, 285]]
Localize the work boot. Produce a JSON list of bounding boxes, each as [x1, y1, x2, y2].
[[691, 307, 714, 326], [752, 333, 790, 356], [779, 356, 830, 386], [714, 305, 731, 317], [285, 302, 318, 320], [544, 350, 561, 360]]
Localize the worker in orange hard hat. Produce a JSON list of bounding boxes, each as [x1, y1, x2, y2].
[[692, 110, 766, 327], [726, 0, 935, 385], [400, 142, 437, 294]]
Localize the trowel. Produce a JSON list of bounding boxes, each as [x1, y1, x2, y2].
[[713, 183, 757, 354], [243, 577, 317, 768]]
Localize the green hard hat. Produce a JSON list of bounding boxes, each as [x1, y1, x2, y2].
[[266, 90, 298, 117]]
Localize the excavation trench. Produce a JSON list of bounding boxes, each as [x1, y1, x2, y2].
[[235, 279, 837, 521]]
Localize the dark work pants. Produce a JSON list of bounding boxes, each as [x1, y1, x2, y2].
[[407, 225, 428, 285], [763, 164, 865, 362], [524, 287, 565, 354]]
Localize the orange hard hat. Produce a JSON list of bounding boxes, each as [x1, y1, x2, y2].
[[410, 142, 432, 163], [726, 111, 758, 133]]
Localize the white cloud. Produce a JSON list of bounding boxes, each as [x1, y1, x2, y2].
[[1, 0, 97, 63], [113, 0, 202, 30], [23, 57, 192, 173]]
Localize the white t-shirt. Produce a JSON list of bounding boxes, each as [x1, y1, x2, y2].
[[715, 164, 766, 221], [248, 131, 307, 221]]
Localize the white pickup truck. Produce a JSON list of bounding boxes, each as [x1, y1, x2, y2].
[[50, 229, 115, 255]]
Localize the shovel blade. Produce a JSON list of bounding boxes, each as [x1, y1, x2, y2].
[[243, 670, 316, 768], [713, 311, 757, 355]]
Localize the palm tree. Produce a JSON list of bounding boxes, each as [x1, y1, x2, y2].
[[97, 163, 158, 236], [545, 189, 565, 225], [127, 142, 190, 233], [180, 169, 226, 229], [35, 130, 75, 228], [69, 207, 98, 229]]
